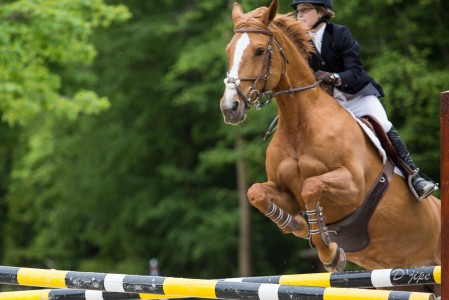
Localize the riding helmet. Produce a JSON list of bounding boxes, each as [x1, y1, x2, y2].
[[290, 0, 333, 10]]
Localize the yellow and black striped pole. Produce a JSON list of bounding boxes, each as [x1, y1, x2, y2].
[[230, 265, 441, 288], [0, 288, 183, 300], [0, 266, 437, 300]]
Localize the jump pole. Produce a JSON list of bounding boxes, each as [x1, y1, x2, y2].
[[441, 90, 449, 299], [0, 289, 181, 300], [0, 265, 440, 290], [227, 265, 440, 289], [0, 286, 434, 300], [2, 286, 433, 300], [0, 266, 436, 300]]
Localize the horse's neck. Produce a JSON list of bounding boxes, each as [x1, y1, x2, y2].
[[274, 58, 331, 135]]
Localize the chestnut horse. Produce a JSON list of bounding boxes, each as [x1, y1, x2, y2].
[[220, 0, 440, 275]]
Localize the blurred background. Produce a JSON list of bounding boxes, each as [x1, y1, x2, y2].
[[0, 0, 447, 284]]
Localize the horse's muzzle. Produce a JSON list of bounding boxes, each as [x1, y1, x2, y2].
[[220, 96, 246, 125]]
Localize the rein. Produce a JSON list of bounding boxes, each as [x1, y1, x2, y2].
[[224, 27, 321, 110]]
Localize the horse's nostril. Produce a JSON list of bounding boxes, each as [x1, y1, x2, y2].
[[232, 101, 239, 113]]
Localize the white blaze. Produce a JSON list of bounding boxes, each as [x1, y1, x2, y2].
[[224, 33, 250, 108]]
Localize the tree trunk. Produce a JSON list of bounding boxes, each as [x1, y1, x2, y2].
[[236, 135, 251, 277]]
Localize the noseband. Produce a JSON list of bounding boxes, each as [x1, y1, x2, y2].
[[224, 28, 321, 110]]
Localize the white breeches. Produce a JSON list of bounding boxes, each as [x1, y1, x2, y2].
[[337, 95, 392, 133]]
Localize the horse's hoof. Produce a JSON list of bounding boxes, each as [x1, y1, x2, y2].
[[324, 247, 346, 272], [290, 215, 310, 238]]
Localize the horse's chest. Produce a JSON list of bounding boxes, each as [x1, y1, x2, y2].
[[270, 155, 325, 190], [274, 158, 300, 187]]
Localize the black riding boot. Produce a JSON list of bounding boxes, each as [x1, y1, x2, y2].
[[386, 127, 438, 200]]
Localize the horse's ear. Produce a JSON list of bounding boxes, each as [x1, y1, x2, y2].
[[232, 2, 244, 23], [262, 0, 279, 24]]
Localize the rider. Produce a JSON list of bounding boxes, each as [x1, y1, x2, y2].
[[290, 0, 438, 200]]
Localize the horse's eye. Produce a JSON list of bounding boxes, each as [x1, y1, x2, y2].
[[255, 48, 265, 56]]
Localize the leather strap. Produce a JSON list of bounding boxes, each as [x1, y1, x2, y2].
[[327, 158, 395, 252]]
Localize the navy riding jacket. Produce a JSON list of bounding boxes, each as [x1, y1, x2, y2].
[[308, 23, 384, 97]]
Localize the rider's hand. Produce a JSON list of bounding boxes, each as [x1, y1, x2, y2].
[[315, 71, 340, 86]]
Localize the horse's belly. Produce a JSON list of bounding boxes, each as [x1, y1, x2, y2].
[[345, 197, 441, 268]]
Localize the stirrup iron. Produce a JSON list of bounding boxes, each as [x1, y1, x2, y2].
[[407, 169, 439, 201]]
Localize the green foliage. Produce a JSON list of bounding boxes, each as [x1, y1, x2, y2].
[[0, 0, 130, 125]]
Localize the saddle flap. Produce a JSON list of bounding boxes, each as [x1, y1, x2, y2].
[[359, 115, 415, 176], [359, 115, 398, 163]]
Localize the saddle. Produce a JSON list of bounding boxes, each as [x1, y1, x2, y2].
[[326, 115, 398, 253], [359, 115, 413, 174]]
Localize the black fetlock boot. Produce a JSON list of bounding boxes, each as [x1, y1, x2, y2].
[[386, 127, 438, 200]]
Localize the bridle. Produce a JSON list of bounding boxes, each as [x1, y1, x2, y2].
[[224, 27, 321, 110]]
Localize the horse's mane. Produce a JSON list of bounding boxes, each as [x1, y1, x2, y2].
[[272, 13, 314, 60], [234, 7, 314, 60]]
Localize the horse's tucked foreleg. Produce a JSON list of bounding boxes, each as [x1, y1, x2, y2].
[[264, 202, 307, 235], [301, 167, 360, 272], [248, 182, 309, 238]]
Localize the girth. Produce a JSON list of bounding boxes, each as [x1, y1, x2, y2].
[[326, 158, 395, 252]]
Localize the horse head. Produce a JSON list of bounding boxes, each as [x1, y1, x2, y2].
[[220, 0, 316, 125], [220, 0, 282, 125]]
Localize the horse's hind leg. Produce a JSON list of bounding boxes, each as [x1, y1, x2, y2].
[[247, 181, 309, 238], [301, 167, 360, 272]]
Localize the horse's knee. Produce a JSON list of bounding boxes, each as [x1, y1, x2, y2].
[[247, 183, 269, 209]]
